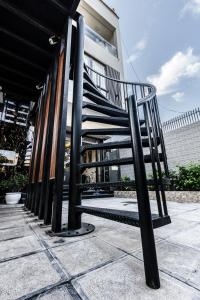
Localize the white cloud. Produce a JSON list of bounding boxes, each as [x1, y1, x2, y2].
[[172, 92, 185, 102], [135, 38, 147, 51], [181, 0, 200, 16], [147, 47, 200, 95], [126, 37, 147, 63]]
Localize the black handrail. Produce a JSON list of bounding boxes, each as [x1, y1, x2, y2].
[[85, 64, 156, 107]]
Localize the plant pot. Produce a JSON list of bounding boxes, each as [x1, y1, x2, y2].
[[5, 192, 22, 205]]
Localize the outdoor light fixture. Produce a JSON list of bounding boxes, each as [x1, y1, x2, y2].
[[49, 35, 60, 45], [36, 84, 44, 90]]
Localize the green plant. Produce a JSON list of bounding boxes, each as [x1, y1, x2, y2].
[[0, 154, 8, 164], [170, 164, 200, 191], [120, 176, 134, 191], [0, 173, 28, 195]]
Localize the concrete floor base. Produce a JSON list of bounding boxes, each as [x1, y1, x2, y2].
[[0, 199, 200, 299]]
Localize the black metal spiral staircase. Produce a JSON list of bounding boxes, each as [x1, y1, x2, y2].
[[70, 64, 171, 228], [61, 15, 171, 289]]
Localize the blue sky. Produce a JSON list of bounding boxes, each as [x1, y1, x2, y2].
[[105, 0, 200, 121]]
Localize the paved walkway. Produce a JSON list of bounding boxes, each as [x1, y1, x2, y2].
[[0, 198, 200, 299]]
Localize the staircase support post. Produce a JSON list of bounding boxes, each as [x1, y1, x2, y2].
[[67, 15, 95, 236], [51, 17, 73, 233], [127, 95, 160, 289]]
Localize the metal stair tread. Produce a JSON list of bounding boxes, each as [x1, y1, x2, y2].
[[81, 137, 160, 152], [82, 101, 128, 117], [76, 206, 171, 228], [79, 153, 164, 169], [82, 115, 130, 127], [81, 127, 149, 137]]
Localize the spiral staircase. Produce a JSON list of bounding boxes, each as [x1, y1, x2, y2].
[[68, 64, 171, 227]]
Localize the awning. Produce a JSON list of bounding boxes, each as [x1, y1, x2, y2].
[[0, 0, 80, 103]]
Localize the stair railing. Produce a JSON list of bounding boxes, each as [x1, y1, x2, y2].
[[66, 14, 171, 289]]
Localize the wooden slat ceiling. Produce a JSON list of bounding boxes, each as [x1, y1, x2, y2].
[[0, 0, 80, 103]]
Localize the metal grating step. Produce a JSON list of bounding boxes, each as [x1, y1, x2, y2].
[[83, 91, 118, 109], [79, 153, 164, 169], [82, 115, 130, 127], [82, 101, 128, 118], [81, 137, 160, 153], [84, 80, 109, 101], [76, 206, 171, 229], [81, 127, 149, 137]]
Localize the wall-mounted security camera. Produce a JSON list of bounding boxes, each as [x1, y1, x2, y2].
[[49, 35, 60, 45]]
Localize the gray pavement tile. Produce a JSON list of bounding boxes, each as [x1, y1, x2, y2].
[[96, 227, 144, 253], [135, 240, 200, 289], [154, 216, 198, 239], [72, 256, 200, 300], [175, 208, 200, 222], [0, 235, 44, 261], [0, 219, 26, 230], [0, 226, 33, 242], [36, 286, 73, 300], [51, 237, 125, 277], [168, 222, 200, 251], [0, 252, 61, 300]]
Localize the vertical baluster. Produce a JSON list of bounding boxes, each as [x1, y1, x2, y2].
[[142, 88, 163, 217]]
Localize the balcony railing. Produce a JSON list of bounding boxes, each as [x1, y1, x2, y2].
[[85, 25, 118, 57]]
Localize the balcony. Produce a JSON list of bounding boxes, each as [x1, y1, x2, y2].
[[85, 25, 118, 58]]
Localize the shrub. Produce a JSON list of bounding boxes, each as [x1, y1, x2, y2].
[[0, 173, 28, 195], [170, 164, 200, 191]]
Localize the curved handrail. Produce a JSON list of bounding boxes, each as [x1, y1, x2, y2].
[[85, 64, 157, 107]]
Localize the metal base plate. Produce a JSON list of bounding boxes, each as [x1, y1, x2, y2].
[[47, 223, 95, 237]]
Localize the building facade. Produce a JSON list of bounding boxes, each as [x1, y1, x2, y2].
[[65, 0, 125, 183]]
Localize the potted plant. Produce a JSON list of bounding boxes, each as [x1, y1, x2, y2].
[[0, 173, 28, 205]]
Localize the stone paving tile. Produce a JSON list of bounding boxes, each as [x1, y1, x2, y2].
[[154, 216, 198, 239], [0, 225, 33, 242], [0, 218, 26, 230], [51, 237, 125, 277], [0, 235, 44, 261], [0, 252, 61, 300], [36, 286, 73, 300], [135, 240, 200, 289], [72, 256, 200, 300], [96, 227, 144, 253], [175, 208, 200, 222], [168, 222, 200, 251]]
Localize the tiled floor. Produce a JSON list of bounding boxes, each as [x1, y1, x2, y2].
[[0, 199, 200, 299]]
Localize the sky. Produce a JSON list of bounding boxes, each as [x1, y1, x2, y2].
[[105, 0, 200, 121]]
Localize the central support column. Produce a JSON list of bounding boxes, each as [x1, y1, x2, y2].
[[65, 15, 94, 236]]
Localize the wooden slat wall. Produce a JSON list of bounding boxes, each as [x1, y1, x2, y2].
[[50, 51, 65, 179], [38, 80, 51, 182]]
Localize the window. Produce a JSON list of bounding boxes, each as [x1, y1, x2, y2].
[[84, 54, 107, 97]]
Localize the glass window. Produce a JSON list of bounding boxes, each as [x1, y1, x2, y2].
[[84, 54, 107, 97]]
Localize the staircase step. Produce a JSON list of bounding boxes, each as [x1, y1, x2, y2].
[[84, 80, 109, 101], [83, 91, 118, 110], [82, 115, 130, 127], [82, 102, 128, 118], [81, 127, 148, 137], [76, 206, 171, 229], [81, 137, 160, 153], [80, 153, 164, 169]]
